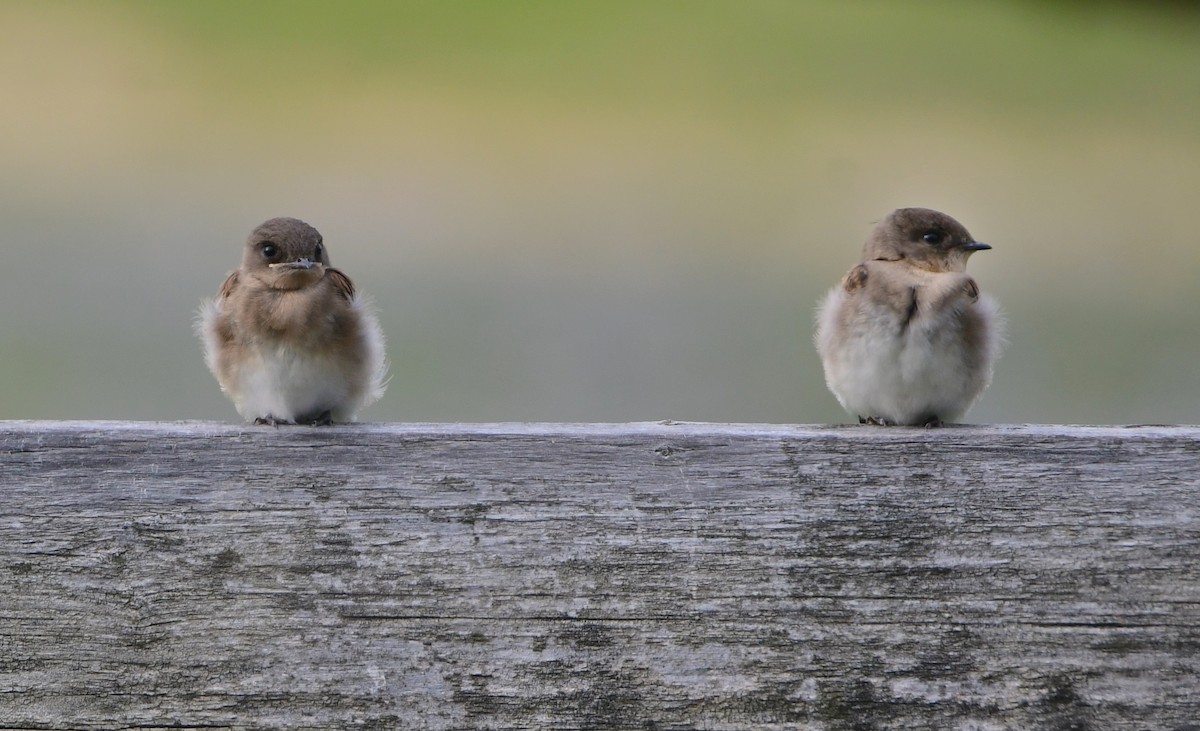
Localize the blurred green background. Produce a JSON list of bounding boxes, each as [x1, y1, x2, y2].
[[1, 0, 1198, 424]]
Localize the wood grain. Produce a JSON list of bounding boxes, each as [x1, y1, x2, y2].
[[2, 421, 1198, 729]]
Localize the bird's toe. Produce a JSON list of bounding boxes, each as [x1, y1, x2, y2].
[[308, 410, 335, 427], [860, 416, 894, 426]]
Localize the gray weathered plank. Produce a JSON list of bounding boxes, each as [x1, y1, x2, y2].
[[1, 421, 1198, 730]]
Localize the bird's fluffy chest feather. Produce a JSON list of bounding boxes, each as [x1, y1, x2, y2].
[[233, 344, 354, 422], [197, 283, 387, 423], [816, 281, 999, 425]]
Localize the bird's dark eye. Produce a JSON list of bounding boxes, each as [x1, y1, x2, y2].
[[261, 243, 278, 259], [922, 230, 944, 245]]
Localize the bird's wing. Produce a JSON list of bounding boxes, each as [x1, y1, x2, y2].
[[842, 264, 869, 293], [217, 270, 240, 300], [326, 268, 357, 300]]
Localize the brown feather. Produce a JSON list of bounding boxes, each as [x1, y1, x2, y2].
[[326, 268, 356, 300], [843, 264, 868, 293], [217, 271, 240, 300]]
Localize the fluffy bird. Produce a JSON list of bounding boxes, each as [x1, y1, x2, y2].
[[197, 217, 388, 425], [815, 208, 1002, 426]]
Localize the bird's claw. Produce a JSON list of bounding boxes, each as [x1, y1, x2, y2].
[[308, 410, 334, 427], [859, 416, 894, 426]]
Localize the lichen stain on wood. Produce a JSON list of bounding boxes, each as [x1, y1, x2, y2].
[[1, 421, 1198, 729]]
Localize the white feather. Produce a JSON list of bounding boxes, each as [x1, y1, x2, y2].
[[196, 294, 388, 423], [815, 287, 1002, 425]]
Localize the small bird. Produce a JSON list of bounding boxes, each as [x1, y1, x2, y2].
[[815, 208, 1002, 426], [197, 217, 388, 425]]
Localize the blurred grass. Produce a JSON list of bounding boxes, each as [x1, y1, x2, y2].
[[128, 1, 1200, 123], [1, 0, 1198, 423]]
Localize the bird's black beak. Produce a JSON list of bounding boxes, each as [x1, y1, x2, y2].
[[961, 241, 992, 252], [267, 258, 320, 271]]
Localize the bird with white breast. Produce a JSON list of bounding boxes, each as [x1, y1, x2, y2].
[[815, 207, 1002, 427], [197, 217, 388, 425]]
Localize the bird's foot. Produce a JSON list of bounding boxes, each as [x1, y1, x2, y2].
[[858, 416, 895, 426], [919, 415, 944, 428], [307, 410, 335, 427], [253, 416, 289, 427]]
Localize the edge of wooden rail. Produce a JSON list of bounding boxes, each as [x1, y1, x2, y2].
[[2, 415, 1200, 432], [2, 419, 1199, 440]]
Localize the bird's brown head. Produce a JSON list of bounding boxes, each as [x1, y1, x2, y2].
[[862, 208, 991, 273], [241, 217, 331, 290]]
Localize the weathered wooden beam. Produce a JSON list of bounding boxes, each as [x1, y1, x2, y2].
[[1, 421, 1198, 729]]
